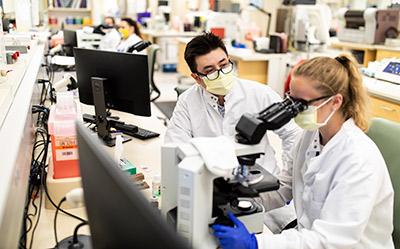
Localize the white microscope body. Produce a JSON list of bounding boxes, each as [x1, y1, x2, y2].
[[161, 142, 272, 249]]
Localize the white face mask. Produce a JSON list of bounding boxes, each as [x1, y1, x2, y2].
[[294, 96, 335, 130], [202, 69, 236, 96]]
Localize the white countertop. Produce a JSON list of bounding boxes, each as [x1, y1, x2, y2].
[[228, 47, 290, 61], [330, 37, 400, 52], [0, 39, 39, 128], [363, 76, 400, 103], [142, 29, 200, 38], [374, 45, 400, 52]]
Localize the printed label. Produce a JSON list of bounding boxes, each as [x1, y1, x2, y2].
[[54, 136, 78, 161]]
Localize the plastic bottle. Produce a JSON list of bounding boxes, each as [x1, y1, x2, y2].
[[152, 174, 161, 197], [48, 91, 81, 179]]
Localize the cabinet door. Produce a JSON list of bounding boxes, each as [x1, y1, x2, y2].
[[370, 96, 400, 123], [376, 49, 400, 61], [231, 59, 268, 84]]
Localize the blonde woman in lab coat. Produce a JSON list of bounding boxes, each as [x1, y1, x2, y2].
[[116, 18, 142, 53], [212, 55, 395, 249]]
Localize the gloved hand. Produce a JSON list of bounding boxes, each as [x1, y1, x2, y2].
[[212, 212, 258, 249]]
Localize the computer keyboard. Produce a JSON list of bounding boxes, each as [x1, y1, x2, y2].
[[123, 127, 160, 140]]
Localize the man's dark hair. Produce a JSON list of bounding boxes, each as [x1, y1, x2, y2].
[[184, 32, 228, 73]]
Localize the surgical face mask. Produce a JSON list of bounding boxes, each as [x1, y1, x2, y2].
[[294, 96, 335, 130], [118, 28, 130, 39], [202, 70, 236, 96], [200, 61, 236, 95]]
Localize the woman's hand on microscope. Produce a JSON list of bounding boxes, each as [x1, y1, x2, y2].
[[212, 212, 258, 249]]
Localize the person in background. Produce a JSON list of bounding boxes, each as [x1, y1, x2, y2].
[[98, 16, 121, 51], [212, 55, 394, 249], [116, 17, 143, 53], [103, 16, 116, 27]]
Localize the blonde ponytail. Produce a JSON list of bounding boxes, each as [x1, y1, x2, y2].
[[336, 55, 370, 131], [293, 54, 370, 131]]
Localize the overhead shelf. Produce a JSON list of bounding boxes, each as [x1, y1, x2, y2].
[[47, 7, 91, 13]]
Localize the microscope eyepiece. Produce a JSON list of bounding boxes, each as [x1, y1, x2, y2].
[[235, 96, 308, 144]]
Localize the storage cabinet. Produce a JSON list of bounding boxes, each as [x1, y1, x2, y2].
[[369, 96, 400, 123]]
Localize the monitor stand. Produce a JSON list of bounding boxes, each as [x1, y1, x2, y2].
[[56, 234, 92, 249], [91, 77, 132, 147]]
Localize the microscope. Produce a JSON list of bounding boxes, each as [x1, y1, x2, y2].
[[161, 96, 307, 249]]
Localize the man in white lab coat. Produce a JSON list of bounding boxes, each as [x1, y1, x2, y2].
[[165, 32, 301, 233], [165, 32, 300, 177], [97, 16, 121, 51]]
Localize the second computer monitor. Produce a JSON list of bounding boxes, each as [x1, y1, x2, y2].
[[63, 29, 77, 57], [74, 48, 151, 117], [76, 121, 189, 249]]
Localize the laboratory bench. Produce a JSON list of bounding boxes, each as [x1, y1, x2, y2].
[[330, 38, 400, 66], [374, 45, 400, 61], [363, 76, 400, 123], [142, 29, 200, 70], [141, 29, 200, 44], [330, 38, 376, 67], [0, 40, 46, 248], [29, 101, 168, 248]]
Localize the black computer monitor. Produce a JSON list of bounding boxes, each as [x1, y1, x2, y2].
[[74, 48, 150, 117], [63, 30, 77, 56], [74, 48, 151, 146], [76, 121, 189, 249]]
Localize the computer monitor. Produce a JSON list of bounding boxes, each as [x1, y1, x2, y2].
[[74, 48, 150, 117], [63, 30, 77, 56], [74, 48, 151, 146], [76, 121, 189, 249]]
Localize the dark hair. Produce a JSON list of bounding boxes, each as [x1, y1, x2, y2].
[[104, 16, 115, 26], [184, 32, 228, 73], [121, 17, 142, 39]]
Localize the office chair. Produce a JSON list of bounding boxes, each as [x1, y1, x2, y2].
[[367, 117, 400, 247], [147, 44, 161, 102], [174, 84, 192, 97]]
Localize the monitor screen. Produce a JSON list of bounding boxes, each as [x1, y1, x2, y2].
[[250, 0, 263, 8], [63, 30, 77, 57], [76, 121, 189, 249], [383, 62, 400, 76], [74, 48, 151, 117]]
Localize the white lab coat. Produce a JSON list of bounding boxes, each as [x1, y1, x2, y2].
[[99, 29, 121, 51], [257, 119, 394, 249], [116, 33, 142, 53], [165, 78, 301, 176]]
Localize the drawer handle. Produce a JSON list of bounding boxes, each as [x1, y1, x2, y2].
[[380, 106, 396, 112]]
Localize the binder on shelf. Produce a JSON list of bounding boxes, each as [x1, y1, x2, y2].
[[52, 0, 87, 8]]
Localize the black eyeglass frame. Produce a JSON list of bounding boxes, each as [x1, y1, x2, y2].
[[196, 60, 234, 81], [285, 92, 333, 106]]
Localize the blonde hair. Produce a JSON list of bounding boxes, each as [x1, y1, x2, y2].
[[293, 54, 370, 131]]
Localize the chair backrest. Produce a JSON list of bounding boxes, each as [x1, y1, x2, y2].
[[367, 117, 400, 247], [147, 44, 161, 102]]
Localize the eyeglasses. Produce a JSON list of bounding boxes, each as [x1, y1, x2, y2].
[[285, 92, 332, 106], [197, 61, 234, 81]]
